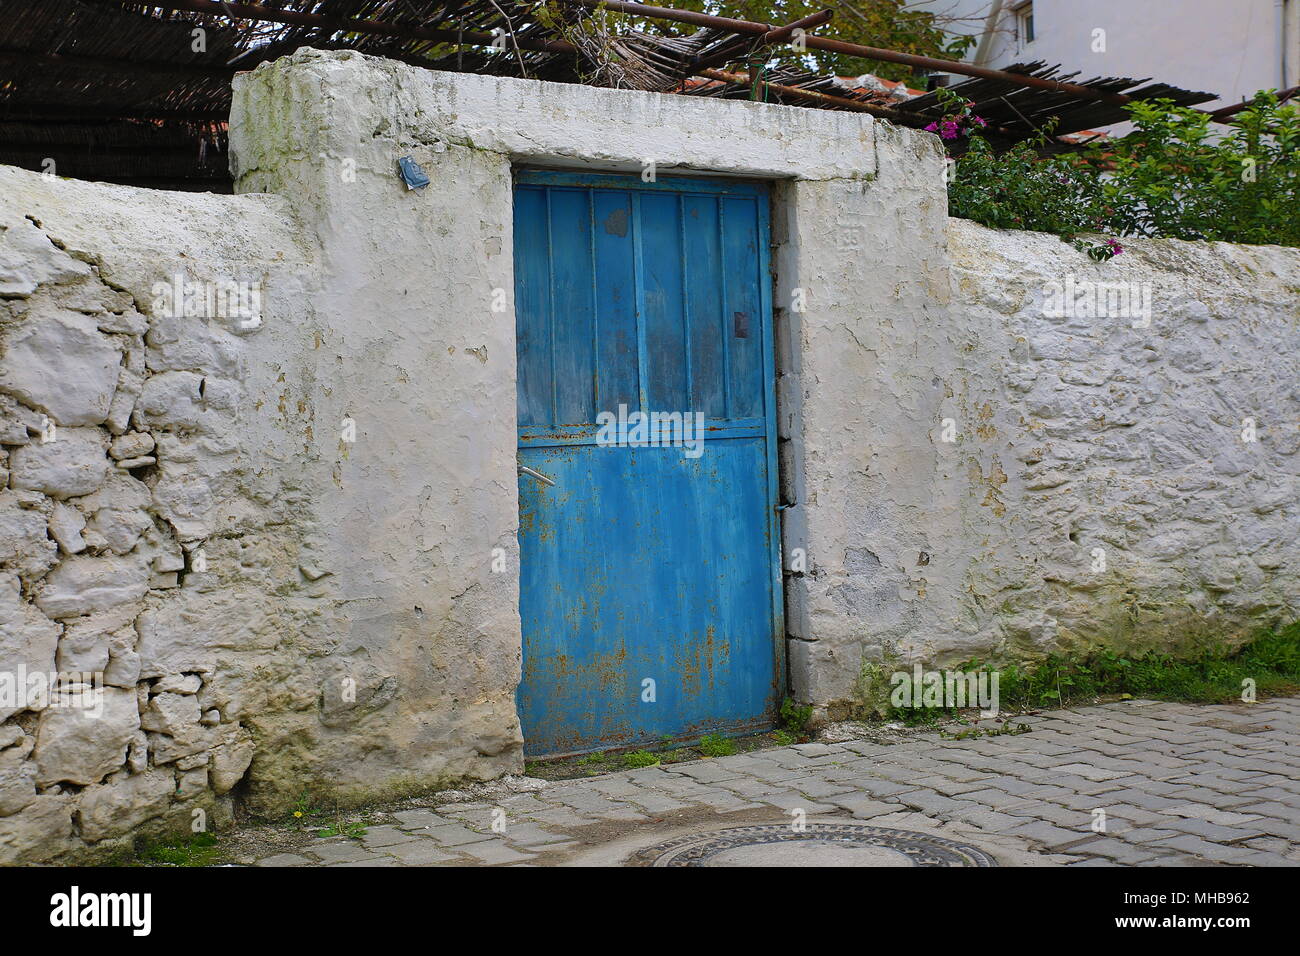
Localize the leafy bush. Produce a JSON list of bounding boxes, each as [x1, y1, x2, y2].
[[1100, 92, 1300, 245], [944, 89, 1300, 249]]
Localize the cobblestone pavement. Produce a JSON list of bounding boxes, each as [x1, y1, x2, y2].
[[252, 696, 1300, 867]]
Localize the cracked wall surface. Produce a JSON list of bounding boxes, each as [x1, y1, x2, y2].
[[791, 219, 1300, 717], [0, 166, 318, 862]]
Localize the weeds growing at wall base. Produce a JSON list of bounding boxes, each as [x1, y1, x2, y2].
[[871, 621, 1300, 725], [989, 621, 1300, 709]]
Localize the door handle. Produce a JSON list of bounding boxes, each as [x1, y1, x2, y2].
[[518, 465, 556, 486]]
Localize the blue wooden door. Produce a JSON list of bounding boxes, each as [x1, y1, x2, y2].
[[513, 170, 782, 757]]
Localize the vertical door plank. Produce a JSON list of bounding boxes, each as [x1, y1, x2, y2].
[[638, 191, 689, 413], [549, 188, 597, 424], [683, 194, 726, 420], [722, 196, 764, 419], [513, 186, 552, 426], [592, 189, 639, 415]]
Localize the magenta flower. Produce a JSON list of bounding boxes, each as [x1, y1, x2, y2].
[[1106, 238, 1125, 255], [925, 121, 939, 132], [940, 119, 960, 139]]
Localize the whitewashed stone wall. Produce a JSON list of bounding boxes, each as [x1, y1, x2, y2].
[[0, 166, 323, 862], [943, 223, 1300, 657], [798, 221, 1300, 716]]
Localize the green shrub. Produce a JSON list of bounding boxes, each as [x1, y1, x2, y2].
[[944, 89, 1300, 249]]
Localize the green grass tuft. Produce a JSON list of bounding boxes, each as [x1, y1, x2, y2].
[[697, 733, 738, 757], [138, 832, 220, 867], [621, 750, 661, 768]]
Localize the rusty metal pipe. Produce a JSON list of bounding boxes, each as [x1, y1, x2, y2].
[[760, 9, 834, 44], [1210, 84, 1300, 118]]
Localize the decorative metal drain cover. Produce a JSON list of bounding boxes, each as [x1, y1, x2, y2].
[[633, 823, 997, 867]]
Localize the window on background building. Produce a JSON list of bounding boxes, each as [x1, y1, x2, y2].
[[1014, 1, 1035, 49]]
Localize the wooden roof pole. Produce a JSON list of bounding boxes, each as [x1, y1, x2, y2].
[[557, 0, 1137, 107]]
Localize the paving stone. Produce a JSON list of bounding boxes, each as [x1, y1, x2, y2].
[[391, 809, 446, 829], [360, 825, 417, 848], [666, 762, 741, 783], [754, 790, 838, 814], [824, 793, 900, 819], [1236, 800, 1300, 819], [306, 842, 389, 864], [1162, 817, 1266, 843], [1245, 817, 1300, 841], [529, 806, 599, 828], [1004, 820, 1103, 851], [328, 858, 403, 867], [962, 788, 1038, 810], [826, 777, 920, 799], [423, 823, 495, 847], [1116, 827, 1189, 845], [1104, 804, 1171, 827], [497, 794, 555, 814], [458, 840, 537, 865], [1063, 837, 1165, 865], [1162, 803, 1265, 827], [691, 791, 765, 812], [550, 790, 648, 820], [255, 852, 313, 867], [790, 777, 860, 800], [383, 841, 461, 865], [1146, 835, 1260, 864], [949, 806, 1037, 832], [895, 790, 978, 817], [1067, 857, 1122, 867], [1004, 802, 1094, 830], [621, 791, 695, 814], [500, 822, 572, 848], [588, 777, 657, 799], [712, 777, 784, 800]]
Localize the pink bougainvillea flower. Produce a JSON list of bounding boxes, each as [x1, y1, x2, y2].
[[925, 121, 939, 132], [940, 119, 961, 139], [1106, 238, 1125, 255]]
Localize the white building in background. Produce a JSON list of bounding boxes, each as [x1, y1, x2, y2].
[[915, 0, 1299, 115]]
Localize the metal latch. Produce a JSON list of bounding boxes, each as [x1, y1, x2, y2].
[[518, 465, 556, 486]]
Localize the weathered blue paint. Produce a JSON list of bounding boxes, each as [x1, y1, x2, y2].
[[514, 169, 783, 757]]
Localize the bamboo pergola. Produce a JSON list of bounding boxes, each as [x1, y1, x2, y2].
[[0, 0, 1220, 189]]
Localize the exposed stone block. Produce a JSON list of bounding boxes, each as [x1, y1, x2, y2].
[[34, 554, 149, 619], [0, 572, 59, 722], [0, 490, 57, 576], [0, 793, 74, 864], [76, 770, 174, 842], [209, 725, 254, 794], [140, 692, 202, 736], [8, 427, 109, 499], [0, 305, 122, 426], [32, 686, 139, 787]]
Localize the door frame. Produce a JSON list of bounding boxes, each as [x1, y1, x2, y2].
[[512, 166, 787, 749]]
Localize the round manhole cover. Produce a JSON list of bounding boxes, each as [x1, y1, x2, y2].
[[633, 823, 997, 867]]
